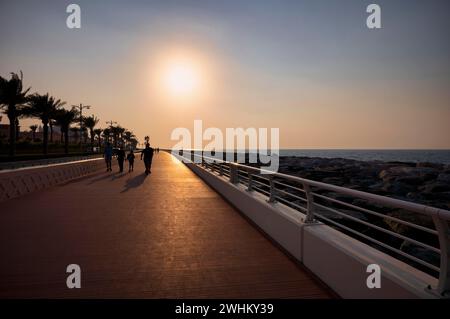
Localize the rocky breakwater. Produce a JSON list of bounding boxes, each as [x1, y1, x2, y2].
[[278, 156, 450, 209], [276, 157, 450, 271]]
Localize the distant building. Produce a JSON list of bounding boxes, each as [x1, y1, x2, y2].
[[0, 116, 81, 144]]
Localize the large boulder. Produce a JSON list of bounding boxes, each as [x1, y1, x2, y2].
[[420, 182, 450, 193], [416, 162, 445, 170], [381, 181, 416, 196], [278, 156, 449, 211], [379, 166, 438, 183], [437, 173, 450, 184]]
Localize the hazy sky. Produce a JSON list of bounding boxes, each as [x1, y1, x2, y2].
[[1, 0, 449, 149]]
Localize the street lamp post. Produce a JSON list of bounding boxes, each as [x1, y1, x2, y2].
[[73, 103, 91, 152]]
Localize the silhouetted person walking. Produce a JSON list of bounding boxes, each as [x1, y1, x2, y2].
[[127, 150, 135, 172], [117, 148, 126, 173], [104, 142, 113, 172], [141, 143, 154, 175]]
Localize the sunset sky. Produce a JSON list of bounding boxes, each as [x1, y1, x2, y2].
[[1, 0, 449, 149]]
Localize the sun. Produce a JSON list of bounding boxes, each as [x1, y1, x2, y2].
[[163, 61, 200, 97], [149, 47, 216, 103]]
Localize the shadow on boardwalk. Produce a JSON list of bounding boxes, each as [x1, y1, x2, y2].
[[87, 172, 126, 185], [121, 173, 147, 193]]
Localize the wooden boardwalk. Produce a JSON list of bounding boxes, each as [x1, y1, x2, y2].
[[0, 152, 333, 298]]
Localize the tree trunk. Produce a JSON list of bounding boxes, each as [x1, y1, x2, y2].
[[15, 118, 20, 141], [7, 111, 16, 157], [90, 129, 94, 146], [49, 122, 53, 143], [43, 122, 49, 155]]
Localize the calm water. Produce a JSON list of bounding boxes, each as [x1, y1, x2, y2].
[[279, 149, 450, 164]]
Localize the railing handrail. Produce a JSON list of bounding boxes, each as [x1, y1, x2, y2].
[[172, 149, 450, 296], [177, 150, 450, 220]]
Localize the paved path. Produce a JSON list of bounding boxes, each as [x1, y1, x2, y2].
[[0, 152, 333, 298]]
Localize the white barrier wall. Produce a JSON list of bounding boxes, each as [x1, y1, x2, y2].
[[303, 224, 436, 298], [184, 160, 439, 299], [0, 158, 107, 202]]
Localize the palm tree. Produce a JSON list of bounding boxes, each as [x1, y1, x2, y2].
[[123, 130, 136, 149], [15, 117, 20, 141], [110, 125, 120, 147], [83, 115, 99, 146], [23, 93, 65, 155], [0, 71, 31, 156], [116, 126, 125, 147], [129, 137, 138, 150], [49, 119, 56, 143], [103, 128, 111, 143], [93, 128, 103, 148], [81, 126, 88, 144], [29, 125, 38, 142], [54, 108, 77, 154], [59, 123, 64, 144]]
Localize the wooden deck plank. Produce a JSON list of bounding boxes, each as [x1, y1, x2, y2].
[[0, 152, 333, 298]]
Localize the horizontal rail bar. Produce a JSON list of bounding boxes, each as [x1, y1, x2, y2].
[[312, 192, 438, 236], [182, 151, 450, 220], [314, 202, 440, 254], [316, 214, 440, 273], [276, 188, 308, 204], [274, 180, 307, 194]]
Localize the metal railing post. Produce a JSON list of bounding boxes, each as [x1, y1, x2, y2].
[[179, 149, 450, 290], [268, 175, 277, 203], [247, 173, 253, 192], [304, 184, 316, 223], [432, 216, 450, 296], [230, 163, 239, 184]]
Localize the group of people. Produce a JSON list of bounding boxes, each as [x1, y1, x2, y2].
[[103, 142, 159, 175]]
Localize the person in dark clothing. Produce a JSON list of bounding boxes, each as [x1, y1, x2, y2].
[[141, 143, 154, 175], [127, 150, 135, 172], [117, 148, 126, 173], [104, 142, 113, 172]]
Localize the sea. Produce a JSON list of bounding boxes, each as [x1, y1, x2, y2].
[[279, 149, 450, 165]]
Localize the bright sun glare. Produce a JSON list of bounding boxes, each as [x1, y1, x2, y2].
[[151, 48, 215, 103], [164, 62, 200, 97]]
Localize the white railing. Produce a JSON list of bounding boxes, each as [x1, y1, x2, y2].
[[174, 150, 450, 296]]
